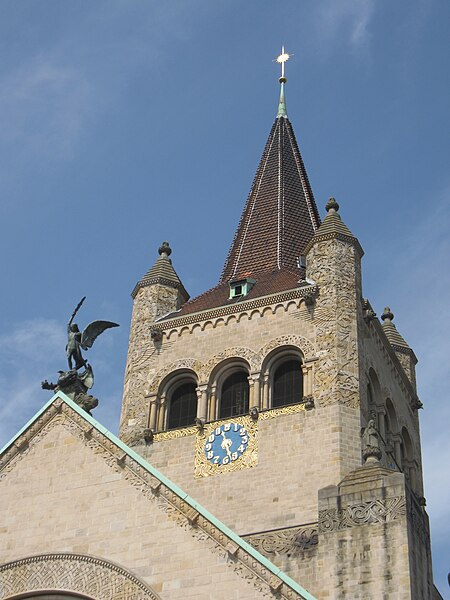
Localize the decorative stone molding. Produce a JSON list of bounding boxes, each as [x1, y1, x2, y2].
[[258, 334, 316, 363], [153, 285, 319, 332], [149, 401, 309, 442], [319, 496, 406, 533], [0, 552, 159, 599], [146, 358, 203, 394], [1, 398, 309, 600], [202, 346, 260, 377], [244, 524, 318, 557]]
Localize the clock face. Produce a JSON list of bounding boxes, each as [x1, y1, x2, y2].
[[204, 422, 249, 466]]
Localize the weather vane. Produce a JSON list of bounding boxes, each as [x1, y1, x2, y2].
[[275, 46, 291, 81]]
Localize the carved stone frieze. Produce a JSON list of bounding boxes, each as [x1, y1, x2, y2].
[[201, 347, 260, 378], [0, 553, 159, 600], [147, 358, 203, 394], [152, 285, 319, 333], [244, 524, 318, 557], [257, 334, 316, 362], [319, 496, 406, 533]]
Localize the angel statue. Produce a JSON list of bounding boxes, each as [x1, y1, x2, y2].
[[66, 297, 119, 370]]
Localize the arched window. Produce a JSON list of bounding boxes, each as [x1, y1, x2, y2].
[[167, 382, 197, 429], [220, 371, 249, 418], [272, 359, 303, 408]]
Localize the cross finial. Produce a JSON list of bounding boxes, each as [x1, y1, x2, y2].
[[276, 46, 290, 82]]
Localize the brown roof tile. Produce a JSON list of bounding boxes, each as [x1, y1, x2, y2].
[[160, 268, 304, 319], [220, 115, 321, 283]]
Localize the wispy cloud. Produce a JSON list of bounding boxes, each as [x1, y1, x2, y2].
[[314, 0, 375, 50], [0, 55, 94, 160], [0, 319, 65, 446]]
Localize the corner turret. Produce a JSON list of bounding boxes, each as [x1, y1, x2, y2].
[[305, 198, 364, 411], [120, 242, 189, 445]]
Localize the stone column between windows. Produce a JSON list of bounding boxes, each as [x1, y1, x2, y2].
[[157, 393, 166, 431], [376, 406, 387, 443], [392, 434, 402, 468], [147, 393, 158, 431], [197, 385, 208, 422], [248, 372, 261, 410], [262, 374, 270, 410], [209, 385, 217, 421], [302, 360, 314, 398]]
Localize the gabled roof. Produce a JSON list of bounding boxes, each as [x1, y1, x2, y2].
[[0, 392, 316, 600], [220, 84, 320, 284]]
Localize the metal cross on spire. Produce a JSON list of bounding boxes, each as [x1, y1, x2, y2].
[[276, 46, 291, 81], [275, 46, 291, 118]]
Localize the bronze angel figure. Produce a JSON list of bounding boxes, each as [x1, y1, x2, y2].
[[66, 297, 119, 370]]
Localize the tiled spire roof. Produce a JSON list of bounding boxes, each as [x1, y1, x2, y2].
[[159, 81, 322, 321], [219, 84, 321, 284]]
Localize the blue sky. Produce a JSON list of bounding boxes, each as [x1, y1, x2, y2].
[[0, 0, 448, 594]]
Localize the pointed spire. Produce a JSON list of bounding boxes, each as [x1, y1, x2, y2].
[[219, 53, 320, 284]]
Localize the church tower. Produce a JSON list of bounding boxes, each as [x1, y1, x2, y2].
[[119, 53, 438, 599]]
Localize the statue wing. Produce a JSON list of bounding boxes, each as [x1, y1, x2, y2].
[[81, 320, 119, 350]]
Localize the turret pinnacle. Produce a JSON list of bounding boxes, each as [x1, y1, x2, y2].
[[131, 242, 189, 301]]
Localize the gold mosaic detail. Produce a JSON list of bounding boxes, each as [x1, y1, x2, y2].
[[259, 402, 307, 420], [153, 426, 197, 442], [151, 402, 307, 443], [194, 415, 258, 478]]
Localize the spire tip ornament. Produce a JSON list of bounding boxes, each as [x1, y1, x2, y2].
[[275, 46, 291, 82], [275, 46, 291, 118]]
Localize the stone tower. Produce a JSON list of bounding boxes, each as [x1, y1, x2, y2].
[[119, 70, 439, 599]]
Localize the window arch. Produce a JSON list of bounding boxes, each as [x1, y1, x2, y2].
[[155, 369, 198, 431], [167, 381, 198, 429], [260, 347, 304, 410], [272, 358, 303, 408], [220, 371, 249, 418]]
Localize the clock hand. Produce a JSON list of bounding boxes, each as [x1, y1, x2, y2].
[[220, 431, 232, 458]]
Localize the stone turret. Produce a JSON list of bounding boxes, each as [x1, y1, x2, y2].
[[305, 198, 364, 409], [381, 307, 418, 391], [120, 242, 189, 445]]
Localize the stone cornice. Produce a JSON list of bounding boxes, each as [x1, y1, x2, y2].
[[305, 231, 364, 258], [132, 277, 189, 300], [154, 284, 318, 331]]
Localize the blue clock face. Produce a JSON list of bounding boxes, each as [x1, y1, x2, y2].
[[204, 422, 249, 465]]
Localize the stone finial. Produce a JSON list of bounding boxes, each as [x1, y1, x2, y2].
[[158, 241, 172, 258], [381, 307, 394, 323], [361, 419, 382, 464], [325, 197, 339, 214]]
